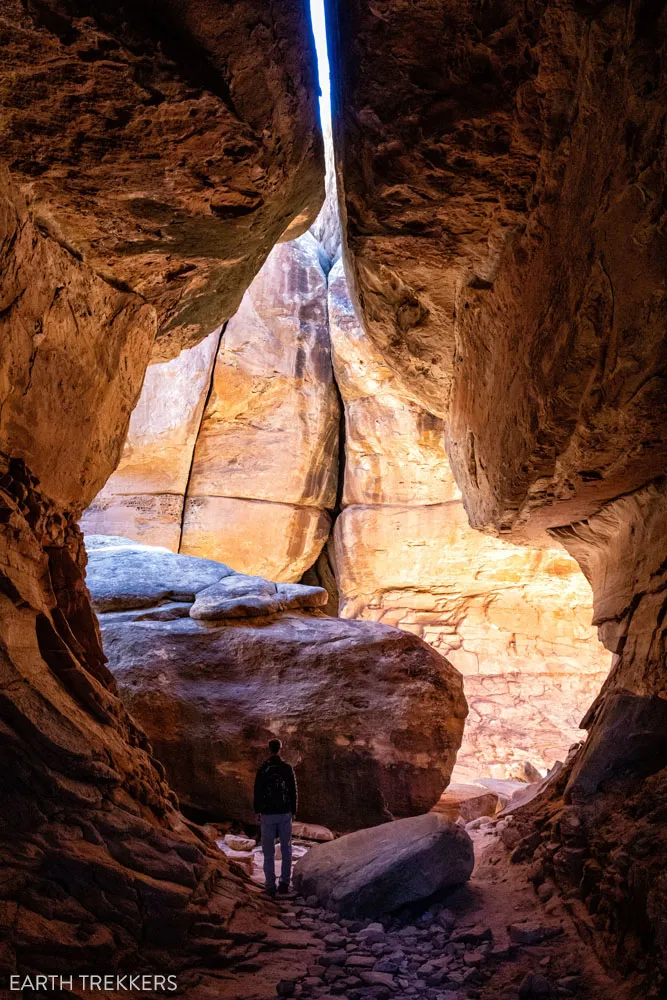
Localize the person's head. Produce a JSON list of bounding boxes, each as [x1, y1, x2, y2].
[[268, 738, 282, 756]]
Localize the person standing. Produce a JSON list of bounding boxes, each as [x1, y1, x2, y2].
[[253, 739, 298, 896]]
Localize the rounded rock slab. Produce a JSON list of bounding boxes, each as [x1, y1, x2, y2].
[[292, 813, 474, 918]]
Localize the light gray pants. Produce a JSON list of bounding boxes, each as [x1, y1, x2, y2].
[[260, 813, 292, 889]]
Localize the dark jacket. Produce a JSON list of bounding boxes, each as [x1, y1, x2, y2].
[[253, 755, 298, 816]]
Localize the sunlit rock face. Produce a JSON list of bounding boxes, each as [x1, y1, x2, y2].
[[335, 503, 609, 777], [85, 233, 339, 581], [181, 233, 340, 579], [0, 0, 324, 360], [89, 538, 467, 833], [329, 259, 459, 507], [81, 331, 220, 549], [330, 265, 610, 776]]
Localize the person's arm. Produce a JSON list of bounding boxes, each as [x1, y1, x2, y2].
[[287, 765, 297, 817], [253, 767, 263, 815]]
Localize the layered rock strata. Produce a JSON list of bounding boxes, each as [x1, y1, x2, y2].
[[89, 538, 468, 833], [0, 0, 324, 359], [329, 262, 609, 776]]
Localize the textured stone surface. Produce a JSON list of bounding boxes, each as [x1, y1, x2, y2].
[[329, 264, 609, 776], [0, 7, 326, 970], [335, 502, 609, 776], [81, 331, 220, 548], [0, 0, 324, 359], [86, 535, 327, 619], [329, 1, 667, 535], [432, 783, 499, 823], [329, 259, 459, 507], [350, 5, 667, 968], [292, 813, 474, 916], [327, 0, 542, 418], [185, 234, 338, 509], [181, 495, 332, 582], [180, 235, 338, 578], [101, 605, 467, 831], [85, 233, 339, 579], [440, 5, 667, 540], [0, 172, 279, 979], [91, 538, 466, 831], [0, 170, 156, 512], [552, 480, 667, 700]]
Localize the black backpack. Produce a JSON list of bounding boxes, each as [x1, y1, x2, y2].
[[260, 762, 291, 813]]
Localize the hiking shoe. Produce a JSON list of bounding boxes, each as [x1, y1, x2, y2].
[[265, 886, 277, 898], [277, 882, 290, 895]]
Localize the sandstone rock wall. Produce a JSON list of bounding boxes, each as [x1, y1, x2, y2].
[[0, 2, 325, 976], [0, 173, 279, 977], [325, 0, 667, 982], [181, 233, 339, 579], [84, 238, 612, 779], [81, 331, 221, 549], [0, 0, 324, 360], [84, 233, 340, 580], [329, 263, 610, 777]]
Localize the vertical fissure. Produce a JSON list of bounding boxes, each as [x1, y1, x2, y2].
[[177, 321, 227, 553]]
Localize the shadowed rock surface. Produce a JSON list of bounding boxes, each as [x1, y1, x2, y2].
[[0, 0, 324, 359], [88, 538, 467, 831], [293, 813, 474, 917], [0, 3, 325, 978], [328, 0, 667, 986], [0, 171, 286, 980]]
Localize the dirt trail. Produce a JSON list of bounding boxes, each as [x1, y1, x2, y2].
[[70, 823, 632, 1000], [167, 820, 632, 1000]]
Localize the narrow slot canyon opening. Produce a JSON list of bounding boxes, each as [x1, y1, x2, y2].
[[1, 0, 665, 997]]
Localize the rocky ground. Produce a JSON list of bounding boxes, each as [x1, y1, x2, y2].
[[203, 820, 634, 1000]]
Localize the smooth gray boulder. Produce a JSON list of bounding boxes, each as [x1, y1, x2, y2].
[[85, 535, 327, 618], [292, 813, 474, 916], [189, 577, 328, 620], [86, 535, 232, 612]]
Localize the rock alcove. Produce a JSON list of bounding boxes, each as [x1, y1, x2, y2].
[[0, 1, 666, 998]]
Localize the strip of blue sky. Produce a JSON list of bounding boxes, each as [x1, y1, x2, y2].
[[309, 0, 331, 129]]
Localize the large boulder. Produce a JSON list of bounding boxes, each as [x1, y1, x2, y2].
[[87, 538, 467, 832], [85, 535, 328, 617], [292, 813, 474, 917]]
